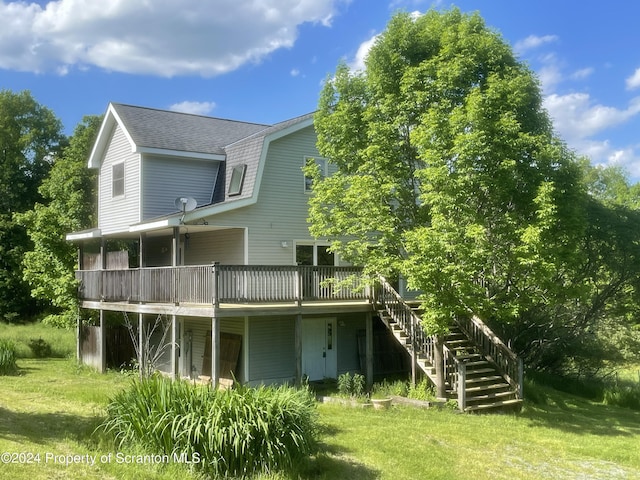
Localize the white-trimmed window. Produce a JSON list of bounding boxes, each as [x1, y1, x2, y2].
[[304, 156, 328, 193], [112, 162, 125, 197], [228, 164, 247, 196]]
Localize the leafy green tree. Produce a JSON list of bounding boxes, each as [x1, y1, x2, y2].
[[307, 9, 640, 382], [16, 116, 100, 327], [310, 9, 583, 333], [0, 90, 64, 321]]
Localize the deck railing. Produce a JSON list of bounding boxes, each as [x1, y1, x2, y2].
[[76, 264, 367, 306]]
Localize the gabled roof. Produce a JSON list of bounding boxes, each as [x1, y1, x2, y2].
[[88, 103, 269, 167], [113, 103, 268, 155]]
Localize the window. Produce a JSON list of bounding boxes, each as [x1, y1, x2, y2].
[[228, 164, 246, 196], [112, 163, 125, 197], [304, 157, 327, 193]]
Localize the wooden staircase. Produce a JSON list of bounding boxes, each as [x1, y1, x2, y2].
[[376, 277, 523, 413]]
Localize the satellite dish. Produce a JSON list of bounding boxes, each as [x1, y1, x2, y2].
[[175, 197, 197, 223], [175, 196, 197, 212]]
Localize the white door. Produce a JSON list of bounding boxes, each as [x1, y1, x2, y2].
[[302, 318, 337, 381]]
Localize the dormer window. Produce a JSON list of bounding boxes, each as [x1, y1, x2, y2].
[[228, 164, 247, 196], [112, 162, 125, 197]]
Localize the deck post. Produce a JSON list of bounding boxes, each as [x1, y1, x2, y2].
[[211, 314, 220, 388], [171, 315, 179, 379], [76, 309, 82, 363], [457, 361, 466, 412], [517, 357, 524, 399], [99, 309, 106, 373], [295, 314, 303, 385], [434, 335, 446, 399], [212, 262, 220, 308], [138, 313, 145, 379], [365, 311, 374, 391]]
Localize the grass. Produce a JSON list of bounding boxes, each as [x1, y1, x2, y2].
[[1, 358, 639, 479], [0, 321, 75, 358]]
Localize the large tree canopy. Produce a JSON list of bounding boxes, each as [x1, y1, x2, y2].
[[0, 90, 64, 321], [16, 115, 100, 327], [310, 9, 583, 333], [309, 9, 640, 374]]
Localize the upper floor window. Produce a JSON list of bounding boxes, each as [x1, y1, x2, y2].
[[304, 157, 327, 193], [228, 164, 247, 196], [112, 162, 125, 197]]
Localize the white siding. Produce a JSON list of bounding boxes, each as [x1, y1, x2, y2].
[[98, 124, 141, 234], [142, 155, 220, 220]]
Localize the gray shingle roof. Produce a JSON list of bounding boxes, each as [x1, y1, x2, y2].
[[112, 103, 269, 155]]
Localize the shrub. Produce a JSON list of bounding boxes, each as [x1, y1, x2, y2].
[[28, 338, 52, 358], [337, 372, 366, 398], [100, 376, 319, 478], [0, 339, 18, 375]]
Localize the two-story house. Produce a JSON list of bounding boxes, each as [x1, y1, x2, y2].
[[66, 103, 397, 387]]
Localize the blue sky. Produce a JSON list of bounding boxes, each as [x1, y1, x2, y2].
[[2, 0, 640, 179]]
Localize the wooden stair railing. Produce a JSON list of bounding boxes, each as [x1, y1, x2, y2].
[[454, 315, 524, 400], [376, 276, 436, 381], [376, 276, 524, 412]]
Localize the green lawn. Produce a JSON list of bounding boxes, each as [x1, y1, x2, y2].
[[1, 358, 639, 479]]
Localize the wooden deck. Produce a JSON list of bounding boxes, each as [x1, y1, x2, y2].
[[76, 264, 372, 317]]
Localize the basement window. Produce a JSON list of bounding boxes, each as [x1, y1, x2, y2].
[[228, 164, 247, 196], [112, 162, 125, 197]]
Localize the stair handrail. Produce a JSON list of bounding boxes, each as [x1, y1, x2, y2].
[[376, 276, 435, 367], [455, 315, 523, 398]]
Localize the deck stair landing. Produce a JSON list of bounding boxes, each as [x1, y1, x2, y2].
[[376, 278, 523, 412]]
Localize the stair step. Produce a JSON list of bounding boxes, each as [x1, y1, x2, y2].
[[464, 398, 523, 412], [465, 375, 503, 385], [445, 339, 472, 346], [463, 360, 491, 368], [465, 383, 511, 395], [465, 389, 517, 402], [453, 353, 483, 361], [465, 367, 497, 376]]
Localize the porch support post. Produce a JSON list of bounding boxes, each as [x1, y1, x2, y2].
[[77, 310, 82, 363], [100, 238, 107, 269], [211, 313, 220, 388], [171, 315, 179, 379], [295, 314, 303, 385], [434, 335, 446, 400], [172, 227, 179, 266], [138, 313, 145, 379], [99, 309, 106, 373], [139, 233, 145, 268], [365, 311, 374, 391]]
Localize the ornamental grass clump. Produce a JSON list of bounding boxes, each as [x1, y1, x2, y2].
[[0, 339, 18, 375], [100, 375, 318, 478]]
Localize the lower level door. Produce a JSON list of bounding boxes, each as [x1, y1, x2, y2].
[[301, 318, 337, 381]]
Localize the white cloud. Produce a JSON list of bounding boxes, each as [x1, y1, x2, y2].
[[169, 101, 216, 116], [545, 93, 640, 141], [570, 67, 594, 80], [348, 34, 378, 72], [544, 93, 640, 176], [0, 0, 346, 77], [514, 34, 558, 54], [290, 68, 301, 77], [626, 67, 640, 90]]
